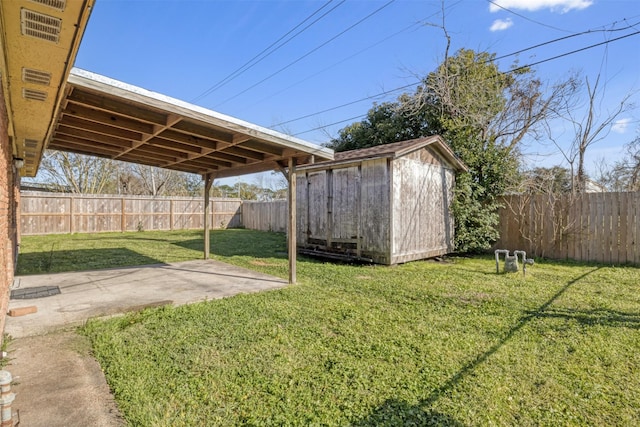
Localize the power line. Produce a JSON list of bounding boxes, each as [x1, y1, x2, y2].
[[487, 0, 572, 33], [191, 0, 345, 103], [492, 20, 640, 63], [293, 29, 640, 138], [293, 114, 367, 137], [278, 23, 640, 132], [274, 83, 416, 128], [214, 0, 397, 109], [252, 2, 463, 111], [252, 20, 424, 112], [508, 30, 640, 74]]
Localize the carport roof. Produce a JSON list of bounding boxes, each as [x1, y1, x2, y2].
[[48, 68, 334, 178]]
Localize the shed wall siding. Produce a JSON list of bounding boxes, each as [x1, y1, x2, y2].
[[391, 148, 455, 263], [296, 144, 456, 265], [359, 158, 391, 262]]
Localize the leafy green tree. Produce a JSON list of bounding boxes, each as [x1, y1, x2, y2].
[[330, 48, 577, 252], [329, 97, 433, 152]]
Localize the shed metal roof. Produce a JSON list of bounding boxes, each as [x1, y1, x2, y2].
[[48, 68, 334, 178]]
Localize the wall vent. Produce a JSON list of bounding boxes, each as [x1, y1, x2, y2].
[[24, 139, 39, 149], [23, 88, 48, 101], [21, 9, 62, 43], [22, 68, 52, 86], [28, 0, 66, 11]]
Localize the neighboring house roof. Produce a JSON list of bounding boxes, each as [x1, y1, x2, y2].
[[300, 135, 468, 172], [584, 179, 607, 193]]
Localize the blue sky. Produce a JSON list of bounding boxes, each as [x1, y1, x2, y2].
[[74, 0, 640, 184]]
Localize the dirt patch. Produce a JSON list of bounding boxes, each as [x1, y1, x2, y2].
[[355, 275, 373, 280], [6, 330, 125, 427]]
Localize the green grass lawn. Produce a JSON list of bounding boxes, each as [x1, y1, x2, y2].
[[18, 230, 640, 426]]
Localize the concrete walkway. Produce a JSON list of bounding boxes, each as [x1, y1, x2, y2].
[[4, 260, 288, 426]]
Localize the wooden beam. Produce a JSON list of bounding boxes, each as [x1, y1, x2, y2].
[[59, 115, 144, 141], [67, 89, 168, 125], [172, 120, 235, 144], [55, 125, 136, 148], [241, 140, 284, 156], [288, 157, 297, 284], [204, 173, 214, 259], [63, 103, 156, 134], [223, 145, 265, 161], [155, 129, 218, 150]]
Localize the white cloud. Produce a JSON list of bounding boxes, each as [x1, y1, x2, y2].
[[490, 18, 514, 31], [489, 0, 593, 14], [611, 118, 631, 134]]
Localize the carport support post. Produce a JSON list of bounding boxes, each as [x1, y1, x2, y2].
[[204, 173, 214, 259], [288, 158, 297, 284]]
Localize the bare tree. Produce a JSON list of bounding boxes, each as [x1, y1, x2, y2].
[[597, 132, 640, 191], [555, 75, 636, 192], [32, 150, 117, 193]]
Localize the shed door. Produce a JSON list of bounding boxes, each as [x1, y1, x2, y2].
[[306, 171, 327, 242]]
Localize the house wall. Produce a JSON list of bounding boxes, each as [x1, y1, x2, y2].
[[390, 147, 455, 264], [0, 85, 20, 343]]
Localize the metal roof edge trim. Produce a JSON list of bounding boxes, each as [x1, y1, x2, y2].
[[392, 136, 468, 172], [300, 136, 467, 173], [68, 68, 334, 161]]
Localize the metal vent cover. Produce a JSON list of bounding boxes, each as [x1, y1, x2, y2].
[[28, 0, 66, 11], [23, 88, 48, 101], [20, 9, 62, 43], [22, 68, 52, 86], [24, 138, 39, 148]]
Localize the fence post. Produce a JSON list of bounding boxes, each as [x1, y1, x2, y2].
[[69, 196, 74, 234], [121, 197, 126, 232], [170, 199, 174, 231]]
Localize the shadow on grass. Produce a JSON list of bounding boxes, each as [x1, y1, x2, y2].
[[173, 229, 289, 259], [352, 399, 465, 426], [17, 248, 164, 275], [528, 307, 640, 329], [417, 267, 602, 410]]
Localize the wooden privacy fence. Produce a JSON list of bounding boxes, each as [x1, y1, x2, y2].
[[21, 191, 640, 266], [20, 192, 242, 235], [496, 192, 640, 265], [242, 200, 287, 233]]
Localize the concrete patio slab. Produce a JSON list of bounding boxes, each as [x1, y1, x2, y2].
[[6, 259, 288, 338], [4, 259, 287, 426]]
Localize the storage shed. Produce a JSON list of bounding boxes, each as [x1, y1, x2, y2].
[[296, 136, 467, 265]]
